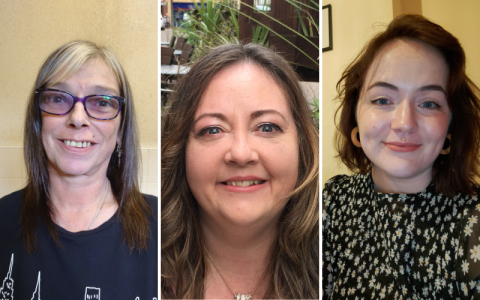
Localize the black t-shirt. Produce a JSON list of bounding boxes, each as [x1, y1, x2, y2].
[[0, 189, 158, 300]]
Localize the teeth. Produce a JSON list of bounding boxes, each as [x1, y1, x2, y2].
[[226, 180, 262, 187], [64, 140, 92, 148]]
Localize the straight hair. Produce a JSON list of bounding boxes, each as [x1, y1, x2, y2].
[[22, 40, 152, 253]]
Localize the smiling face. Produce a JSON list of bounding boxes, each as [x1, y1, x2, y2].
[[41, 58, 122, 178], [356, 39, 452, 193], [185, 63, 299, 227]]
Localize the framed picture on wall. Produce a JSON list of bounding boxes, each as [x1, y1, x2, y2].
[[322, 4, 332, 52]]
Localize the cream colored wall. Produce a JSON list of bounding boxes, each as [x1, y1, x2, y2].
[[422, 0, 480, 85], [322, 0, 393, 186], [0, 0, 158, 197]]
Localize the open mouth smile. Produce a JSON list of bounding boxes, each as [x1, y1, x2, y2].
[[223, 180, 265, 187], [62, 140, 93, 148]]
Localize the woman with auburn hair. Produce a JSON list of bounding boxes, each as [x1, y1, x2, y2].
[[323, 15, 480, 298], [161, 43, 319, 299], [0, 41, 157, 298]]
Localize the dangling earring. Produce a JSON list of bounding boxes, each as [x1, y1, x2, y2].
[[351, 127, 362, 147], [440, 133, 451, 155], [117, 144, 122, 167]]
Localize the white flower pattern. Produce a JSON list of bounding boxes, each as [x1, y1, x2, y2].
[[323, 173, 480, 299]]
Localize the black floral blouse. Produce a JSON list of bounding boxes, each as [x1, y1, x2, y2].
[[323, 173, 480, 299]]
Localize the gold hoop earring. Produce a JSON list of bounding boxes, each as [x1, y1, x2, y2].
[[351, 127, 362, 147], [440, 133, 451, 155]]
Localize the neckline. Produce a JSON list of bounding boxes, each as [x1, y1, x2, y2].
[[55, 209, 119, 236], [365, 172, 436, 198]]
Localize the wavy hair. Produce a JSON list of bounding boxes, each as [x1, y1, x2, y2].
[[334, 14, 480, 196], [22, 40, 152, 253], [161, 43, 319, 299]]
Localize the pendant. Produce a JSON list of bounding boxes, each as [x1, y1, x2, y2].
[[235, 293, 252, 300]]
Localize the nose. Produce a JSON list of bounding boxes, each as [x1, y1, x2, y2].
[[67, 101, 90, 128], [391, 100, 417, 135], [224, 132, 259, 166]]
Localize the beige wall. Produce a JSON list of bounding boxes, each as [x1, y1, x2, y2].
[[422, 0, 480, 84], [322, 0, 480, 186], [0, 0, 158, 197], [322, 0, 393, 185], [0, 0, 157, 147]]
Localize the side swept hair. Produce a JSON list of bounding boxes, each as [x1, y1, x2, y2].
[[334, 14, 480, 196], [22, 40, 152, 253], [161, 43, 319, 299]]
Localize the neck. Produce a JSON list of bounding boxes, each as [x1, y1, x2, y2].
[[201, 212, 276, 299], [48, 166, 118, 232], [372, 165, 432, 194]]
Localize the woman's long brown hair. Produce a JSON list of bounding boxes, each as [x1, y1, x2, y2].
[[161, 43, 319, 299]]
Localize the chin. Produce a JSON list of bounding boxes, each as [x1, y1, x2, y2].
[[374, 162, 429, 180], [220, 204, 280, 227]]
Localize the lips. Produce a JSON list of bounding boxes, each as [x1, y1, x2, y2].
[[384, 142, 421, 152], [220, 176, 267, 192], [225, 180, 264, 187]]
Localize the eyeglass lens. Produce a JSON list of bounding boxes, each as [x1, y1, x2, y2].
[[39, 90, 121, 120]]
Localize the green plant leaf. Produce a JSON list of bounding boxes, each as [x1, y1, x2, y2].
[[219, 3, 318, 66]]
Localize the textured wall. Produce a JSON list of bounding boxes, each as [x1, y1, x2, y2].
[[0, 0, 158, 148]]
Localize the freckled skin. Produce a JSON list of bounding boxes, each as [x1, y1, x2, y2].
[[356, 39, 451, 193]]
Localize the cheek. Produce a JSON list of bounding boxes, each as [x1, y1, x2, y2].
[[422, 115, 450, 139], [358, 112, 387, 140], [41, 117, 56, 149], [185, 141, 213, 193], [267, 138, 299, 189]]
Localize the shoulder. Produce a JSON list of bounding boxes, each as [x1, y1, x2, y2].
[[323, 173, 369, 198], [142, 193, 158, 218], [143, 194, 158, 208], [323, 174, 352, 192], [0, 189, 23, 211], [0, 189, 23, 229]]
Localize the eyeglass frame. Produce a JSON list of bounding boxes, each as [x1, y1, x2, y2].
[[35, 88, 125, 121]]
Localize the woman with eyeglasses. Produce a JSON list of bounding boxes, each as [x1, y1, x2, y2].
[[0, 41, 157, 298]]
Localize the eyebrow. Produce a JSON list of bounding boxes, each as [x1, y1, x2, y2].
[[250, 109, 287, 122], [193, 113, 227, 125], [49, 82, 119, 96], [367, 81, 446, 94], [193, 109, 286, 125]]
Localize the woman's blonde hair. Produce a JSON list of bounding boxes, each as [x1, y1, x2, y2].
[[23, 40, 152, 252], [161, 43, 319, 299]]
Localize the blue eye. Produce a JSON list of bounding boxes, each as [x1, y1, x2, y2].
[[372, 98, 390, 105], [208, 128, 220, 134], [258, 123, 282, 133], [198, 127, 221, 136], [419, 101, 439, 109]]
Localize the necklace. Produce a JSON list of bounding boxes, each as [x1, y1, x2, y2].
[[54, 180, 109, 230], [204, 246, 266, 300]]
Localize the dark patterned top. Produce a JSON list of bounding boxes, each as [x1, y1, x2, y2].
[[323, 173, 480, 300]]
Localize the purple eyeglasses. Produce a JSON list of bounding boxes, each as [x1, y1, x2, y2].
[[36, 88, 125, 120]]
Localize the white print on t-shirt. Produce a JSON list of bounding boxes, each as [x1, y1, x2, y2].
[[30, 272, 41, 300], [85, 287, 100, 300], [0, 253, 14, 300], [134, 298, 157, 300]]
